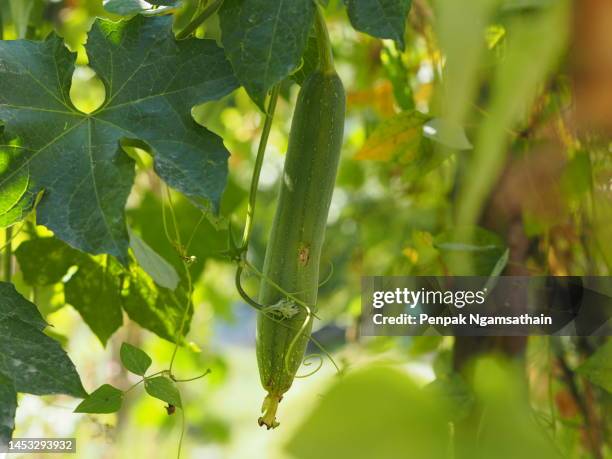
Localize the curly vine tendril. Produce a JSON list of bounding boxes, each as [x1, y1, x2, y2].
[[234, 263, 340, 378], [295, 354, 324, 378]]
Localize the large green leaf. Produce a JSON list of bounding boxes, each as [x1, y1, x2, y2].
[[14, 236, 80, 286], [64, 256, 124, 345], [122, 265, 192, 342], [0, 15, 238, 263], [286, 366, 448, 459], [16, 236, 191, 344], [15, 237, 123, 344], [0, 374, 16, 448], [0, 282, 85, 398], [0, 281, 46, 328], [219, 0, 315, 108], [467, 358, 559, 459], [345, 0, 412, 50]]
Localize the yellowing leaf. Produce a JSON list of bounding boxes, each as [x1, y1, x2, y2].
[[354, 111, 429, 161], [347, 81, 396, 117], [402, 247, 419, 263]]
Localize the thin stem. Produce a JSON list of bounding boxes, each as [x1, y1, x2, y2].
[[177, 404, 185, 459], [314, 4, 335, 73], [169, 265, 192, 374], [165, 188, 183, 247], [162, 187, 194, 375], [172, 369, 211, 383], [185, 213, 205, 253], [235, 265, 264, 310], [0, 224, 20, 253], [3, 227, 12, 282], [176, 0, 224, 40], [123, 379, 144, 394], [124, 370, 166, 395], [241, 84, 281, 249]]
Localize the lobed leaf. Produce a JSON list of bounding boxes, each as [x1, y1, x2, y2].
[[0, 15, 238, 263]]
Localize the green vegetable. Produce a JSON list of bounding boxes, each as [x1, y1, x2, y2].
[[256, 9, 345, 429]]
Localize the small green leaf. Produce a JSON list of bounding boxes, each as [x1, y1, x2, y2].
[[74, 384, 123, 414], [120, 343, 152, 376], [577, 340, 612, 393], [345, 0, 412, 50], [145, 376, 182, 408], [129, 229, 180, 290]]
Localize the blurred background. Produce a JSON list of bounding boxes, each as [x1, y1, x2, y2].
[[0, 0, 611, 458]]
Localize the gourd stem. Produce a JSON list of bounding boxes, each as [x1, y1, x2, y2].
[[176, 0, 224, 40], [241, 84, 280, 249], [258, 393, 281, 429], [314, 5, 335, 73], [3, 227, 12, 282]]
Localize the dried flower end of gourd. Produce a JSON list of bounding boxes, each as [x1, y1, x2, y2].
[[258, 393, 281, 429]]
